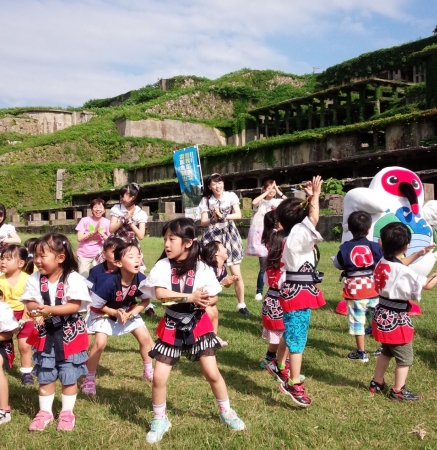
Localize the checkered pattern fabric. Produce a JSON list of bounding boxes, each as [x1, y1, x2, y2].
[[347, 298, 378, 335], [201, 220, 243, 266]]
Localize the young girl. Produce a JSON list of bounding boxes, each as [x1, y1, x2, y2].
[[199, 173, 249, 316], [142, 218, 245, 444], [20, 234, 91, 431], [270, 176, 326, 407], [201, 241, 239, 347], [24, 237, 38, 273], [81, 242, 155, 396], [0, 205, 21, 254], [247, 180, 286, 300], [0, 290, 19, 425], [106, 183, 156, 317], [0, 245, 33, 385]]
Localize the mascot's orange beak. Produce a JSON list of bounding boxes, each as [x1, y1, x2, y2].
[[399, 182, 419, 214]]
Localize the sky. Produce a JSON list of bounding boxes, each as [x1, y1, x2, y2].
[[0, 0, 436, 108]]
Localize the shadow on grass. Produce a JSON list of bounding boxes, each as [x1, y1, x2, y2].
[[217, 310, 263, 337], [415, 348, 437, 370]]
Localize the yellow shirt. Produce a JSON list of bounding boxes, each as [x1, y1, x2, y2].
[[0, 271, 30, 312]]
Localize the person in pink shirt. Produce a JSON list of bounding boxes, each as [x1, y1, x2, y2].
[[76, 198, 110, 277]]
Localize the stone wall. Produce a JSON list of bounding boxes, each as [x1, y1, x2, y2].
[[115, 118, 226, 146], [22, 110, 94, 135], [0, 117, 40, 135]]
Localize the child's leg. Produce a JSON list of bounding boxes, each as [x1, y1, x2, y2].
[[17, 337, 33, 370], [206, 305, 219, 334], [199, 355, 245, 430], [393, 365, 410, 391], [131, 326, 154, 381], [0, 356, 8, 411], [229, 264, 246, 310], [28, 382, 56, 431], [373, 354, 391, 384], [86, 332, 108, 372], [355, 335, 365, 352], [276, 337, 288, 365], [289, 353, 303, 384]]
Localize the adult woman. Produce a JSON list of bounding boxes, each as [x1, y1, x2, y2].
[[76, 198, 110, 277], [0, 204, 21, 254], [246, 180, 286, 300], [108, 182, 156, 317], [199, 174, 250, 316]]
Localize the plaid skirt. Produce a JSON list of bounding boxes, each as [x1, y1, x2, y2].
[[201, 221, 243, 266]]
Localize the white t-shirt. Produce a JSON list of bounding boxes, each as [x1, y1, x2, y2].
[[0, 302, 18, 333], [0, 224, 16, 241], [142, 259, 222, 299], [110, 204, 148, 224], [254, 198, 282, 212], [20, 271, 92, 312], [198, 192, 240, 214], [281, 217, 323, 272]]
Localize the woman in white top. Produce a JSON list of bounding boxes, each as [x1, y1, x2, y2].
[[199, 174, 250, 316], [0, 205, 21, 254], [246, 180, 286, 300]]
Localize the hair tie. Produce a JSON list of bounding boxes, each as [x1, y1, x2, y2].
[[62, 241, 66, 245], [28, 253, 33, 257], [192, 238, 198, 242], [272, 229, 278, 233]]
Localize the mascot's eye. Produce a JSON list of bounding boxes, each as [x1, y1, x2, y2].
[[387, 176, 398, 185], [412, 179, 420, 190]]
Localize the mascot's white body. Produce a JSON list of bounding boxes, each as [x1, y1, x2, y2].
[[342, 166, 436, 277]]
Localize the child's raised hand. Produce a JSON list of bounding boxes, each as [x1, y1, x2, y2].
[[305, 175, 323, 197], [420, 244, 436, 256]]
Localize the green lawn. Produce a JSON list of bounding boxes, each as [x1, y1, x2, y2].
[[4, 235, 437, 449]]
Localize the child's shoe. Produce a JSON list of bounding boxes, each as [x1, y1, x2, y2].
[[347, 350, 369, 363], [21, 373, 34, 386], [57, 411, 75, 431], [265, 359, 289, 383], [28, 410, 54, 431], [255, 293, 263, 301], [0, 409, 11, 425], [81, 378, 96, 395], [220, 409, 245, 431], [146, 416, 171, 443], [371, 346, 383, 357], [369, 379, 388, 394], [389, 386, 422, 402], [279, 381, 312, 407], [142, 367, 154, 381]]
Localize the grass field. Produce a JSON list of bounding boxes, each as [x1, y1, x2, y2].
[[3, 235, 437, 450]]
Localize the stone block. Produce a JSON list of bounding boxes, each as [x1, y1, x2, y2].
[[74, 210, 83, 220], [164, 202, 175, 215], [241, 198, 252, 210], [424, 183, 434, 203], [56, 211, 66, 220], [49, 213, 56, 221], [32, 213, 42, 221], [142, 206, 150, 216], [11, 214, 20, 223]]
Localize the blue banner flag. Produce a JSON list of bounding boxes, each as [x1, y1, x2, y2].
[[173, 146, 202, 193]]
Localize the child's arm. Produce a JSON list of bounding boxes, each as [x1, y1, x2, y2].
[[423, 272, 437, 290], [36, 300, 81, 317], [402, 244, 436, 266], [304, 175, 322, 226]]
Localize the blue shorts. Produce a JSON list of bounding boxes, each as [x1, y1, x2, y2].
[[282, 309, 311, 354]]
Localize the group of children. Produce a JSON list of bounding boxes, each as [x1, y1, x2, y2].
[[0, 174, 436, 444]]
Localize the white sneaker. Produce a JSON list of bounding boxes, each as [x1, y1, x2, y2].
[[255, 293, 263, 301], [0, 410, 11, 425]]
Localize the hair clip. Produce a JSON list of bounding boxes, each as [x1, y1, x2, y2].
[[131, 182, 140, 189], [28, 253, 33, 257], [62, 241, 66, 245], [192, 237, 198, 242], [300, 197, 310, 209]]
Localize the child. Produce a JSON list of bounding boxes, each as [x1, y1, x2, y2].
[[87, 237, 124, 288], [82, 242, 155, 396], [0, 289, 19, 425], [106, 183, 156, 317], [333, 211, 383, 362], [268, 176, 326, 407], [369, 222, 437, 401], [260, 229, 286, 368], [24, 237, 38, 273], [0, 245, 34, 385], [142, 218, 245, 444], [201, 241, 238, 347], [20, 234, 91, 431]]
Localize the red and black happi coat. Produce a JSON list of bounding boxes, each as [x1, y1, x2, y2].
[[372, 258, 415, 344], [27, 274, 88, 361], [0, 339, 14, 370], [156, 262, 214, 347], [262, 268, 284, 331]]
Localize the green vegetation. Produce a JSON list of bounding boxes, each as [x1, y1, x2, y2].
[[4, 236, 437, 450]]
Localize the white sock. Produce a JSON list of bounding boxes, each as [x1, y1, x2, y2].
[[39, 394, 55, 413], [145, 304, 155, 311], [236, 303, 247, 310], [20, 367, 33, 374], [61, 394, 77, 412]]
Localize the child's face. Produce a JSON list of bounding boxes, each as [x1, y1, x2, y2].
[[102, 246, 117, 266], [215, 243, 228, 262], [1, 253, 24, 275], [121, 191, 135, 207], [208, 180, 224, 197], [116, 246, 141, 274], [34, 245, 65, 275], [163, 229, 191, 261]]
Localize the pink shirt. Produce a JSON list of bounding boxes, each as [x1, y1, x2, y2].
[[76, 216, 110, 258]]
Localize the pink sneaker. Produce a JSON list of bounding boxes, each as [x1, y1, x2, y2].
[[28, 410, 54, 431], [81, 378, 96, 395], [57, 411, 75, 431], [142, 368, 154, 381]]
